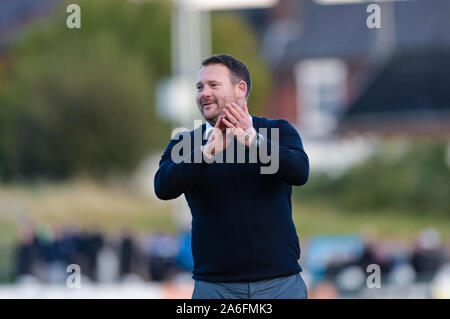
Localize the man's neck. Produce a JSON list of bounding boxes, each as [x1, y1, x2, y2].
[[207, 117, 218, 127]]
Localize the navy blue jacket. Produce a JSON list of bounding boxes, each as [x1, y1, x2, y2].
[[154, 116, 309, 282]]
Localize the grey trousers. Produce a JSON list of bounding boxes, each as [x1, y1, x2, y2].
[[192, 272, 308, 299]]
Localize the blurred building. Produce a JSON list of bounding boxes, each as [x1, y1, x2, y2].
[[259, 0, 450, 137]]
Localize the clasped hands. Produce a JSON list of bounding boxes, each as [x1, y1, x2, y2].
[[202, 102, 257, 159]]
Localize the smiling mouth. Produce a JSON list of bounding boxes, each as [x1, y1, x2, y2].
[[203, 103, 215, 108]]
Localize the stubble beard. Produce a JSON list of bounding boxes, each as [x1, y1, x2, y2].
[[203, 103, 223, 126]]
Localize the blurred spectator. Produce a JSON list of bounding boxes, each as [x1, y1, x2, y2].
[[411, 228, 445, 282], [14, 222, 36, 278], [119, 232, 135, 279], [148, 233, 179, 282], [175, 231, 194, 272], [84, 230, 104, 281]]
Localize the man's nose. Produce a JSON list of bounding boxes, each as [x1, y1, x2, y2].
[[201, 86, 212, 98]]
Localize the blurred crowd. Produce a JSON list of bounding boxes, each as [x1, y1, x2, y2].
[[14, 222, 193, 284], [305, 229, 450, 298], [11, 222, 450, 298]]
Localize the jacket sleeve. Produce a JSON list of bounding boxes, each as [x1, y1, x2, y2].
[[259, 119, 309, 186], [154, 132, 208, 200]]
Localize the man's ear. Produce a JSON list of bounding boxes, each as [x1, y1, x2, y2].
[[235, 80, 247, 99]]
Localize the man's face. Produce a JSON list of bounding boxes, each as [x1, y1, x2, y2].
[[196, 63, 238, 124]]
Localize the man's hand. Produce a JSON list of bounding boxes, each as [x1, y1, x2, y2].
[[222, 102, 257, 148], [202, 115, 233, 159]]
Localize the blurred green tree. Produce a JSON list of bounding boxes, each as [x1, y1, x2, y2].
[[294, 140, 450, 217], [0, 0, 172, 180]]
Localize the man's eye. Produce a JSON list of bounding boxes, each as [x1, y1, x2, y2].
[[197, 86, 202, 90], [211, 83, 217, 87]]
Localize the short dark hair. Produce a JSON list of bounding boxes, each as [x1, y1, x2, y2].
[[201, 54, 252, 100]]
